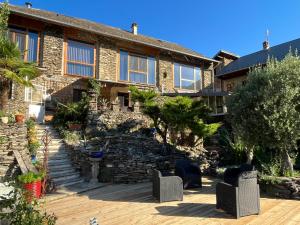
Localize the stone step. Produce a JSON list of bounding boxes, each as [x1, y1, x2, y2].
[[48, 158, 72, 166], [37, 153, 70, 161], [56, 178, 85, 189], [53, 173, 81, 185], [48, 163, 74, 171], [49, 168, 77, 179], [38, 145, 67, 151]]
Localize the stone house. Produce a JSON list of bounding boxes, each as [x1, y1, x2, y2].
[[2, 3, 229, 122], [215, 38, 300, 93]]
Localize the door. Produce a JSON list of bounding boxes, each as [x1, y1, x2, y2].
[[117, 92, 129, 111], [25, 84, 46, 123]]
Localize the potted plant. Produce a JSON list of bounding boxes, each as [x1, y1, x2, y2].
[[15, 111, 25, 124], [28, 140, 41, 163], [67, 121, 82, 131], [18, 171, 44, 200], [0, 110, 9, 124]]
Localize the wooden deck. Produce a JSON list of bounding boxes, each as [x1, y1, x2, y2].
[[45, 177, 300, 225]]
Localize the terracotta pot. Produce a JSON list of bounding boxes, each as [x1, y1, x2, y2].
[[1, 117, 8, 124], [45, 115, 54, 122], [68, 123, 82, 131], [15, 114, 25, 124], [23, 180, 42, 201]]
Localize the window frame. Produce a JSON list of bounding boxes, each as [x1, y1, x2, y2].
[[8, 26, 40, 63], [173, 63, 202, 91], [64, 38, 96, 78], [119, 50, 156, 85]]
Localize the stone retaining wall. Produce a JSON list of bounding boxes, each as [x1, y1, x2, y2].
[[260, 176, 300, 200], [0, 124, 28, 180]]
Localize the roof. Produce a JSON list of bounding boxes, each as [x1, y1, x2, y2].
[[216, 38, 300, 77], [213, 50, 239, 60], [8, 4, 218, 63]]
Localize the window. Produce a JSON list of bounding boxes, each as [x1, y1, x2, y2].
[[226, 82, 234, 92], [174, 63, 201, 91], [119, 50, 156, 85], [9, 27, 39, 62], [65, 39, 95, 77]]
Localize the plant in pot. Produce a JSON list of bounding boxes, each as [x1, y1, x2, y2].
[[18, 171, 45, 200], [67, 121, 82, 131], [15, 111, 25, 124], [28, 140, 41, 163], [0, 110, 9, 124]]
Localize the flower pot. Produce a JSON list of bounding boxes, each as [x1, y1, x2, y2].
[[23, 180, 42, 200], [31, 155, 37, 164], [90, 151, 104, 158], [68, 123, 82, 131], [15, 114, 25, 124], [1, 116, 8, 124]]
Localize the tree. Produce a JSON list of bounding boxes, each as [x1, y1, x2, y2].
[[130, 86, 221, 148], [0, 2, 40, 110], [227, 53, 300, 174]]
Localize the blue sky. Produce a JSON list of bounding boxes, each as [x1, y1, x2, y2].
[[7, 0, 300, 58]]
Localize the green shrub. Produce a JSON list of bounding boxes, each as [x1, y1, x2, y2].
[[25, 118, 35, 129], [129, 86, 157, 103], [27, 140, 41, 156], [0, 110, 6, 117], [17, 172, 44, 184], [0, 184, 56, 225], [259, 175, 283, 185], [53, 94, 89, 128], [0, 136, 7, 145], [61, 130, 81, 146]]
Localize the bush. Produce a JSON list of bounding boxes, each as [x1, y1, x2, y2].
[[0, 183, 56, 225], [18, 172, 44, 184], [61, 130, 81, 146], [53, 94, 89, 128]]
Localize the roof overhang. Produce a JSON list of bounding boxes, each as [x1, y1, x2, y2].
[[9, 6, 218, 64]]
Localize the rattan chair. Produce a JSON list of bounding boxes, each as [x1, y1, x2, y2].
[[175, 159, 202, 189], [152, 169, 183, 202], [216, 164, 260, 218]]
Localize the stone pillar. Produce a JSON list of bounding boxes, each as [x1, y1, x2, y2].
[[88, 91, 98, 113], [111, 99, 120, 112], [89, 157, 101, 183], [133, 101, 143, 113]]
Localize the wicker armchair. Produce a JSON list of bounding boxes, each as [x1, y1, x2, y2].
[[216, 164, 260, 218], [152, 169, 183, 202], [175, 160, 202, 189]]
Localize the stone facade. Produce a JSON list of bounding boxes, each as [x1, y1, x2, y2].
[[158, 57, 174, 93], [5, 14, 216, 115], [0, 124, 28, 180]]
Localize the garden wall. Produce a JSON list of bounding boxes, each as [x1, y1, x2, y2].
[[0, 124, 28, 180]]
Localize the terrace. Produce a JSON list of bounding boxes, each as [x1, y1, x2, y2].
[[45, 177, 300, 225]]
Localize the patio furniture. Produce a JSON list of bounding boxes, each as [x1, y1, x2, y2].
[[152, 169, 183, 202], [216, 164, 260, 218], [175, 159, 202, 189]]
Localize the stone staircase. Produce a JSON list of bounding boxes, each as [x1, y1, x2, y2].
[[36, 125, 85, 188]]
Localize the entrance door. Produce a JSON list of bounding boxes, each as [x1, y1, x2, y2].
[[25, 85, 46, 123], [117, 92, 129, 111]]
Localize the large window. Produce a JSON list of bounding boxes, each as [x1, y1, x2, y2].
[[9, 27, 39, 62], [65, 39, 95, 77], [174, 63, 201, 91], [119, 50, 155, 85]]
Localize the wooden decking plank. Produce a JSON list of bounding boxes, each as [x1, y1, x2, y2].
[[45, 177, 300, 225]]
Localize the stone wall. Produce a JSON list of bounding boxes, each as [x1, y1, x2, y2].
[[0, 124, 28, 180], [260, 176, 300, 200], [99, 42, 118, 81], [158, 57, 174, 93]]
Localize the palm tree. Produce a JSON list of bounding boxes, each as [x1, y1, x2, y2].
[[0, 2, 40, 110]]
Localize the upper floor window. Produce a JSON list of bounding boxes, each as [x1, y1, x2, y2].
[[174, 63, 201, 90], [65, 39, 95, 77], [9, 27, 39, 62], [120, 50, 155, 85]]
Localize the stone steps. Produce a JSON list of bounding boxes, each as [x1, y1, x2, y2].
[[35, 124, 85, 189]]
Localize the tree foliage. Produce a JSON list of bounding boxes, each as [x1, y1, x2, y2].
[[0, 2, 40, 110], [132, 87, 221, 147], [227, 52, 300, 174]]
